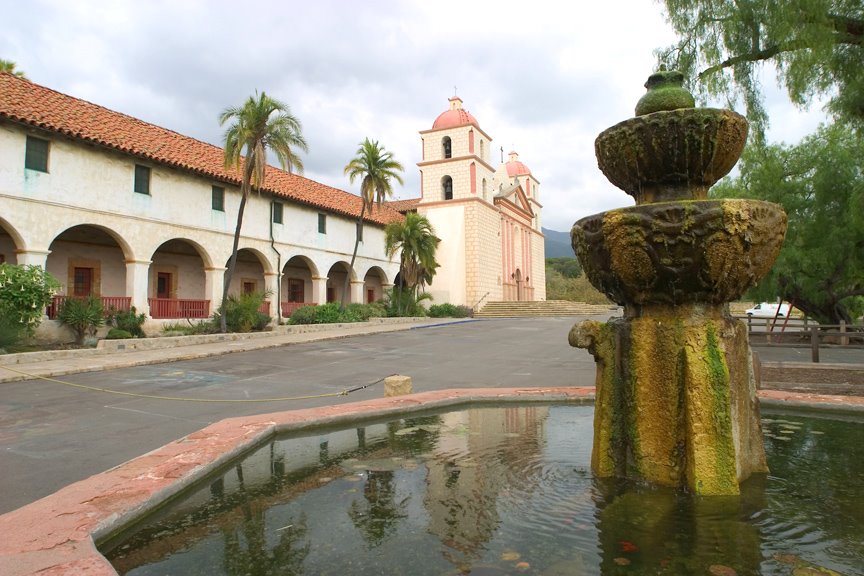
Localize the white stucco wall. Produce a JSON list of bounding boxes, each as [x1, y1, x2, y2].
[[0, 122, 400, 316], [421, 204, 466, 306]]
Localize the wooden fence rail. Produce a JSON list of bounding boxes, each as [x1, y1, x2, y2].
[[735, 315, 864, 363]]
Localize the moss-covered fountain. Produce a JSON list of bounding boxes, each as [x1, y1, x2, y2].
[[570, 69, 787, 495]]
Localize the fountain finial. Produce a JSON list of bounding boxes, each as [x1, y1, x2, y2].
[[635, 68, 695, 116]]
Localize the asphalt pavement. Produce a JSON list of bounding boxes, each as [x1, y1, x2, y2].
[[0, 316, 599, 514], [0, 315, 861, 515]]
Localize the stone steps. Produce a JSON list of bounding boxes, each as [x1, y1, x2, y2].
[[475, 300, 617, 318]]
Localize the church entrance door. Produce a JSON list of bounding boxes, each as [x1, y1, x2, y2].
[[515, 269, 523, 301]]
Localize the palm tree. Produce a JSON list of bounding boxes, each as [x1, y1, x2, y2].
[[342, 138, 404, 306], [219, 92, 307, 332], [384, 212, 440, 315], [0, 59, 27, 79]]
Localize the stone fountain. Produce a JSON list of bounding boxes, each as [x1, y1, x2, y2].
[[570, 70, 787, 495]]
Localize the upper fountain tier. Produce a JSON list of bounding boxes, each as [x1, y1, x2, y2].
[[594, 69, 748, 205]]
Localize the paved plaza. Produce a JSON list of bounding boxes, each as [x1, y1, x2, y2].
[[1, 315, 862, 515]]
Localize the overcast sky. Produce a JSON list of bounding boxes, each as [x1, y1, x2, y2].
[[1, 0, 827, 232]]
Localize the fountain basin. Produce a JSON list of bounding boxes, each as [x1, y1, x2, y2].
[[595, 108, 748, 204], [571, 198, 787, 306], [0, 388, 861, 575], [107, 405, 864, 575]]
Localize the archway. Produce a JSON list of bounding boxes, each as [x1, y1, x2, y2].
[[45, 225, 130, 318], [363, 266, 388, 303], [281, 255, 319, 316], [514, 268, 523, 301], [225, 248, 271, 315], [326, 261, 354, 304], [148, 239, 210, 319], [0, 218, 23, 265], [442, 176, 453, 200]]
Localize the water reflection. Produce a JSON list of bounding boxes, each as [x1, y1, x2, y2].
[[593, 479, 764, 575], [103, 407, 864, 576], [423, 407, 547, 571]]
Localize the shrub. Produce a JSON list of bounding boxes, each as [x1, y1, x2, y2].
[[428, 303, 457, 317], [383, 287, 431, 317], [454, 305, 473, 318], [105, 328, 133, 339], [311, 302, 343, 324], [344, 303, 384, 322], [365, 301, 388, 318], [428, 303, 475, 318], [288, 302, 385, 325], [545, 257, 582, 279], [0, 264, 60, 348], [57, 295, 105, 344], [107, 306, 147, 337], [160, 320, 216, 336], [545, 269, 610, 304], [213, 291, 271, 333], [288, 305, 319, 325], [0, 317, 20, 351]]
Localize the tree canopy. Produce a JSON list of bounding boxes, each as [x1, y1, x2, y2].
[[218, 91, 307, 330], [712, 122, 864, 324], [344, 138, 405, 213], [0, 58, 27, 79], [342, 138, 404, 306], [384, 212, 440, 304], [657, 0, 864, 138]]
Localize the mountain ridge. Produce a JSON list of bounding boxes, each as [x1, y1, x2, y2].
[[542, 227, 574, 259]]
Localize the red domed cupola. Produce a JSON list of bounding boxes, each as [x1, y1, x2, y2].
[[505, 151, 531, 177], [432, 96, 480, 130]]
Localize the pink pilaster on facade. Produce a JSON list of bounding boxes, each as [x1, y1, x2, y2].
[[507, 222, 516, 274]]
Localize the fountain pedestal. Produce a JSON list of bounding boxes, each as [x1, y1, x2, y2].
[[573, 308, 767, 494], [571, 71, 786, 495]]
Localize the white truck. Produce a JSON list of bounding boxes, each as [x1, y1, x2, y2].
[[745, 302, 791, 318]]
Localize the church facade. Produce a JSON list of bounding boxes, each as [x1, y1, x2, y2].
[[397, 96, 546, 308]]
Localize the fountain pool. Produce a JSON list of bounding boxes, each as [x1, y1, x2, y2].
[[102, 404, 864, 576]]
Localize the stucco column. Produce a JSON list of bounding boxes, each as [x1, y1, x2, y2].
[[205, 267, 226, 315], [125, 260, 152, 316], [311, 276, 327, 305], [264, 272, 280, 320], [350, 280, 365, 304], [15, 249, 51, 269]]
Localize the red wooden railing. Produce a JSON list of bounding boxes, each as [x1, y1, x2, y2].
[[47, 296, 132, 320], [281, 302, 317, 317], [148, 298, 210, 319]]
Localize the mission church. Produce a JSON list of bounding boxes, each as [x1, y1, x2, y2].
[[394, 95, 546, 307], [0, 71, 544, 331]]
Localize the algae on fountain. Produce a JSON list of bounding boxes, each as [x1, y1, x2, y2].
[[570, 70, 787, 495]]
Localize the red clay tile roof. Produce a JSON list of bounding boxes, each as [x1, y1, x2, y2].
[[0, 72, 404, 226], [386, 198, 421, 213]]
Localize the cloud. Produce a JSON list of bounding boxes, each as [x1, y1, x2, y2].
[[0, 0, 826, 232]]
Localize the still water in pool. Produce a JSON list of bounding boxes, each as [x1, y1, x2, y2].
[[104, 406, 864, 575]]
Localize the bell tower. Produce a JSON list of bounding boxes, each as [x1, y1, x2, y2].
[[411, 95, 546, 308], [417, 96, 496, 203]]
